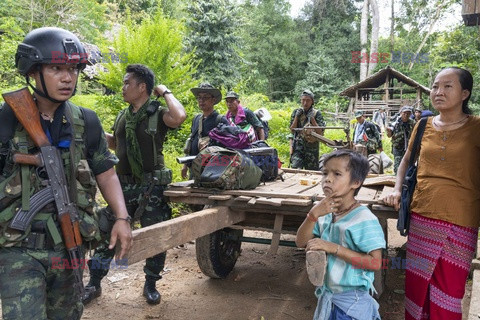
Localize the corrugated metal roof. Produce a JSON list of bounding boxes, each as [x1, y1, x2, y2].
[[339, 66, 431, 97]]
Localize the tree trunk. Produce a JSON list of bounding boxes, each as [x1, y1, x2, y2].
[[390, 0, 394, 52], [408, 1, 444, 70], [367, 0, 379, 76], [359, 0, 369, 81]]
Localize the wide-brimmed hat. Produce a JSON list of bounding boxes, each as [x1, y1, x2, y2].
[[354, 110, 364, 118], [190, 83, 222, 105]]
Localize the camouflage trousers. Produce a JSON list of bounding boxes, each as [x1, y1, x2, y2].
[[89, 182, 172, 282], [0, 246, 83, 320], [290, 143, 319, 170], [393, 148, 406, 174]]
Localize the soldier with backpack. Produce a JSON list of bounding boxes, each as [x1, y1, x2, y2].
[[224, 91, 265, 141], [0, 27, 132, 320], [352, 110, 383, 156], [181, 83, 229, 179], [289, 90, 326, 170], [83, 64, 186, 305]]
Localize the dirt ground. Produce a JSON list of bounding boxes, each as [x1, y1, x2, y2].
[[0, 221, 472, 319], [81, 220, 472, 320]]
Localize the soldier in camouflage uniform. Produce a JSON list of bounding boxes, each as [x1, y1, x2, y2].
[[289, 90, 326, 170], [352, 110, 383, 156], [0, 27, 132, 320], [387, 106, 415, 174], [83, 64, 186, 305]]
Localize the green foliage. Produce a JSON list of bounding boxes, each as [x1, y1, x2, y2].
[[0, 0, 108, 43], [239, 0, 303, 100], [185, 0, 242, 89], [296, 0, 360, 88], [98, 10, 198, 101], [0, 17, 24, 90], [294, 46, 348, 96]]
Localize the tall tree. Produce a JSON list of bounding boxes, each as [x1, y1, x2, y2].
[[185, 0, 241, 89], [240, 0, 303, 100], [359, 0, 379, 81], [294, 46, 345, 96], [297, 0, 359, 88]]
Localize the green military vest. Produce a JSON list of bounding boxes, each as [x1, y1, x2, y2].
[[0, 102, 100, 247], [112, 101, 172, 185]]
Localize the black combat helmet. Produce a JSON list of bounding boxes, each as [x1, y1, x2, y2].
[[16, 27, 87, 75], [16, 27, 87, 102]]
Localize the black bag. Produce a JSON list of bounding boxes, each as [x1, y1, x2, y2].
[[245, 141, 278, 182], [397, 117, 428, 236]]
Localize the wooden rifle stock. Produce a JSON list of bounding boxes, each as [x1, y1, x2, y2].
[[12, 153, 44, 167], [2, 87, 50, 147]]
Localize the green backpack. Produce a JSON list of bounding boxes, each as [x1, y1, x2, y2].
[[191, 146, 262, 190]]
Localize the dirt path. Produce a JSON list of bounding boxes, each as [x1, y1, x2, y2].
[[0, 222, 471, 319], [82, 225, 410, 320], [82, 222, 471, 320]]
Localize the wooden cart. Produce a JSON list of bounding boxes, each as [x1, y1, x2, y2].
[[125, 168, 398, 296]]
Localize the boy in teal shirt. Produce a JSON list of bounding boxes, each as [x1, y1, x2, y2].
[[296, 149, 385, 320]]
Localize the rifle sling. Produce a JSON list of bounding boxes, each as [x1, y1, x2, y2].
[[18, 130, 30, 211], [34, 213, 63, 246], [64, 104, 78, 205]]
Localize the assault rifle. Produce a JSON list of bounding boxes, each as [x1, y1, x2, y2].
[[292, 126, 352, 149], [2, 88, 85, 299]]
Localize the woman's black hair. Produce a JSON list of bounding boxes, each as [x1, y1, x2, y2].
[[322, 149, 369, 196], [440, 67, 473, 114]]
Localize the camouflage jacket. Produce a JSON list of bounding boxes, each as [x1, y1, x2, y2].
[[0, 101, 117, 247], [289, 107, 326, 145], [390, 118, 416, 152]]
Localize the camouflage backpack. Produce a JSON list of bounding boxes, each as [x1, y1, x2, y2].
[[191, 146, 262, 190]]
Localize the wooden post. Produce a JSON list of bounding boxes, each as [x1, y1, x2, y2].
[[268, 214, 285, 256], [416, 87, 422, 107], [125, 206, 245, 265]]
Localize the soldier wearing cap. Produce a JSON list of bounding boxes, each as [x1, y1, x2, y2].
[[289, 90, 326, 170], [225, 91, 265, 141], [387, 105, 416, 174], [182, 83, 229, 179], [352, 110, 382, 155], [414, 106, 423, 121]]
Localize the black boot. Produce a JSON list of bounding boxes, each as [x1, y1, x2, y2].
[[143, 278, 161, 304], [82, 277, 102, 305]]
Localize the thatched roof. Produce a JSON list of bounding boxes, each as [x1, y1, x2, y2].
[[339, 66, 431, 98]]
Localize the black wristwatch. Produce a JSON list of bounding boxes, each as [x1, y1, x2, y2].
[[162, 89, 172, 97]]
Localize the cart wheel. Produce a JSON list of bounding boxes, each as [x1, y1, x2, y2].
[[368, 154, 383, 174], [195, 227, 243, 278]]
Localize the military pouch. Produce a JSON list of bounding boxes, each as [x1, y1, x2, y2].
[[79, 210, 100, 242], [198, 136, 211, 151], [153, 168, 172, 186], [0, 170, 22, 212], [97, 207, 116, 235], [183, 137, 192, 155]]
